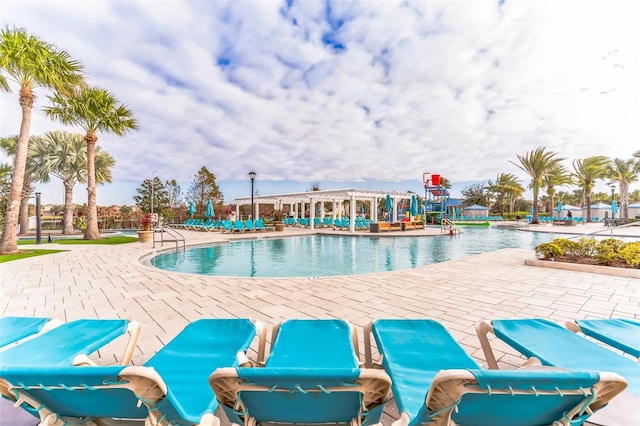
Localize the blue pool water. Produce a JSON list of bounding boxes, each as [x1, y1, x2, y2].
[[150, 227, 572, 278]]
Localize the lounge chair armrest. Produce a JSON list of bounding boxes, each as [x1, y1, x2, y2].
[[391, 412, 411, 426], [121, 320, 142, 365], [72, 354, 97, 366], [564, 320, 582, 333], [253, 320, 267, 366], [475, 320, 499, 369]]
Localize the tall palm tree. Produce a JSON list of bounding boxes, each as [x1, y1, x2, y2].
[[572, 156, 610, 222], [0, 27, 85, 253], [1, 135, 37, 236], [543, 164, 572, 218], [44, 86, 138, 239], [606, 158, 639, 221], [510, 147, 564, 224], [29, 131, 115, 234]]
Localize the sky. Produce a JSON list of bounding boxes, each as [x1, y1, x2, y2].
[[1, 0, 639, 206]]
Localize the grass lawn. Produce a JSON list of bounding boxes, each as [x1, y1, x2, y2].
[[1, 236, 138, 263]]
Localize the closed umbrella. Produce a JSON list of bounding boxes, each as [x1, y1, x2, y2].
[[556, 201, 563, 219], [205, 199, 214, 218], [611, 200, 619, 218], [189, 201, 196, 218], [386, 195, 392, 223], [410, 195, 418, 219]]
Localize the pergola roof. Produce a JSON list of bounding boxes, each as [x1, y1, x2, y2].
[[233, 188, 414, 206]]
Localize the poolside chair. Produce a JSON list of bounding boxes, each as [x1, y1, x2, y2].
[[0, 318, 265, 426], [477, 318, 640, 425], [209, 319, 391, 426], [365, 319, 626, 426], [254, 219, 274, 232], [0, 316, 56, 349], [243, 220, 257, 232], [565, 318, 640, 361], [0, 318, 140, 367], [232, 220, 246, 233]]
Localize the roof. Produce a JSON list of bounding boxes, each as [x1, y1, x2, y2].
[[233, 188, 415, 206], [463, 204, 488, 210]]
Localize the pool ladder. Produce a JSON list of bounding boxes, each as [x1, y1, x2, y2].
[[441, 218, 461, 235], [152, 226, 186, 251]]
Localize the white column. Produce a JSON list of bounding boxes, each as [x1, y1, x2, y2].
[[255, 202, 260, 220], [310, 199, 315, 229], [392, 198, 398, 223], [349, 195, 356, 232]]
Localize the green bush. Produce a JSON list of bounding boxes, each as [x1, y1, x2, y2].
[[551, 238, 583, 258], [535, 242, 563, 260]]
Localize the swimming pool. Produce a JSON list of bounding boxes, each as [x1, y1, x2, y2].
[[149, 227, 573, 278]]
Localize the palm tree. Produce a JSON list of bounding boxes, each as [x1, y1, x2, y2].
[[1, 135, 38, 236], [510, 147, 564, 224], [542, 165, 572, 218], [44, 86, 138, 239], [0, 27, 85, 253], [29, 131, 115, 234], [606, 158, 639, 221], [572, 156, 610, 222], [485, 173, 524, 215]]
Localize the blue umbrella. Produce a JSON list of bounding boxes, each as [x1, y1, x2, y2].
[[385, 195, 392, 223], [529, 205, 534, 215], [205, 199, 214, 218], [611, 200, 618, 217], [556, 201, 563, 218], [410, 195, 418, 218], [189, 201, 196, 218]]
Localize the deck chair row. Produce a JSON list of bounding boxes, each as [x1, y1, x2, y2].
[[0, 316, 637, 426]]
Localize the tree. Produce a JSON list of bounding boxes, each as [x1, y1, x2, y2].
[[606, 157, 639, 221], [165, 179, 183, 221], [542, 164, 572, 218], [461, 182, 487, 206], [511, 147, 564, 224], [0, 26, 85, 254], [485, 173, 524, 215], [28, 130, 115, 234], [187, 166, 223, 213], [133, 177, 169, 216], [44, 86, 138, 239], [0, 135, 36, 235], [572, 156, 610, 222]]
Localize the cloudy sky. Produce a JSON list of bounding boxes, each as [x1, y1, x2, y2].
[[1, 0, 638, 206]]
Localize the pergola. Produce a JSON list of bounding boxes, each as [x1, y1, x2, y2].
[[234, 188, 414, 233]]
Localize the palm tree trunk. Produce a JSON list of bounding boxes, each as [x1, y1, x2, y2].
[[621, 182, 629, 220], [63, 181, 75, 235], [84, 135, 101, 239], [18, 176, 32, 236], [0, 94, 32, 254]]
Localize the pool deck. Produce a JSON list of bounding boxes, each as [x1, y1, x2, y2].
[[1, 221, 639, 425]]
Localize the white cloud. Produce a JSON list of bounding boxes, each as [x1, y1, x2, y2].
[[1, 0, 638, 206]]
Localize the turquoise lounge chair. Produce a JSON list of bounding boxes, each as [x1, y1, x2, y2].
[[209, 319, 391, 426], [566, 318, 640, 360], [232, 220, 246, 233], [477, 318, 640, 424], [0, 318, 265, 426], [366, 319, 626, 426], [254, 219, 274, 232], [243, 220, 257, 232], [0, 318, 140, 366], [0, 316, 53, 349]]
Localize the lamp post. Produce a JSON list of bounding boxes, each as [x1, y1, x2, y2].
[[248, 171, 256, 220], [35, 192, 42, 245]]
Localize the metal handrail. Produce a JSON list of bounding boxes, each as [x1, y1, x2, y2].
[[152, 225, 186, 250], [441, 218, 461, 234], [568, 221, 639, 240]]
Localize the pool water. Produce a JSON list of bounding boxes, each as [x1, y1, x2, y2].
[[150, 227, 569, 278]]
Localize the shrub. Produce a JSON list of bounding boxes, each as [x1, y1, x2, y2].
[[535, 242, 563, 260], [619, 242, 640, 267], [551, 238, 583, 259]]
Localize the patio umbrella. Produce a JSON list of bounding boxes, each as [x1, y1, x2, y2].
[[611, 200, 619, 217], [205, 199, 214, 218], [556, 201, 563, 218], [189, 201, 196, 218], [410, 195, 418, 218], [385, 195, 392, 223]]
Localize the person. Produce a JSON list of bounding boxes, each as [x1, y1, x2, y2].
[[567, 211, 572, 219]]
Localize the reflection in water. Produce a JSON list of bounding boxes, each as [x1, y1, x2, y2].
[[150, 228, 592, 278]]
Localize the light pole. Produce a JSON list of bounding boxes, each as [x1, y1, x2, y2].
[[35, 192, 42, 245], [248, 171, 256, 220]]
